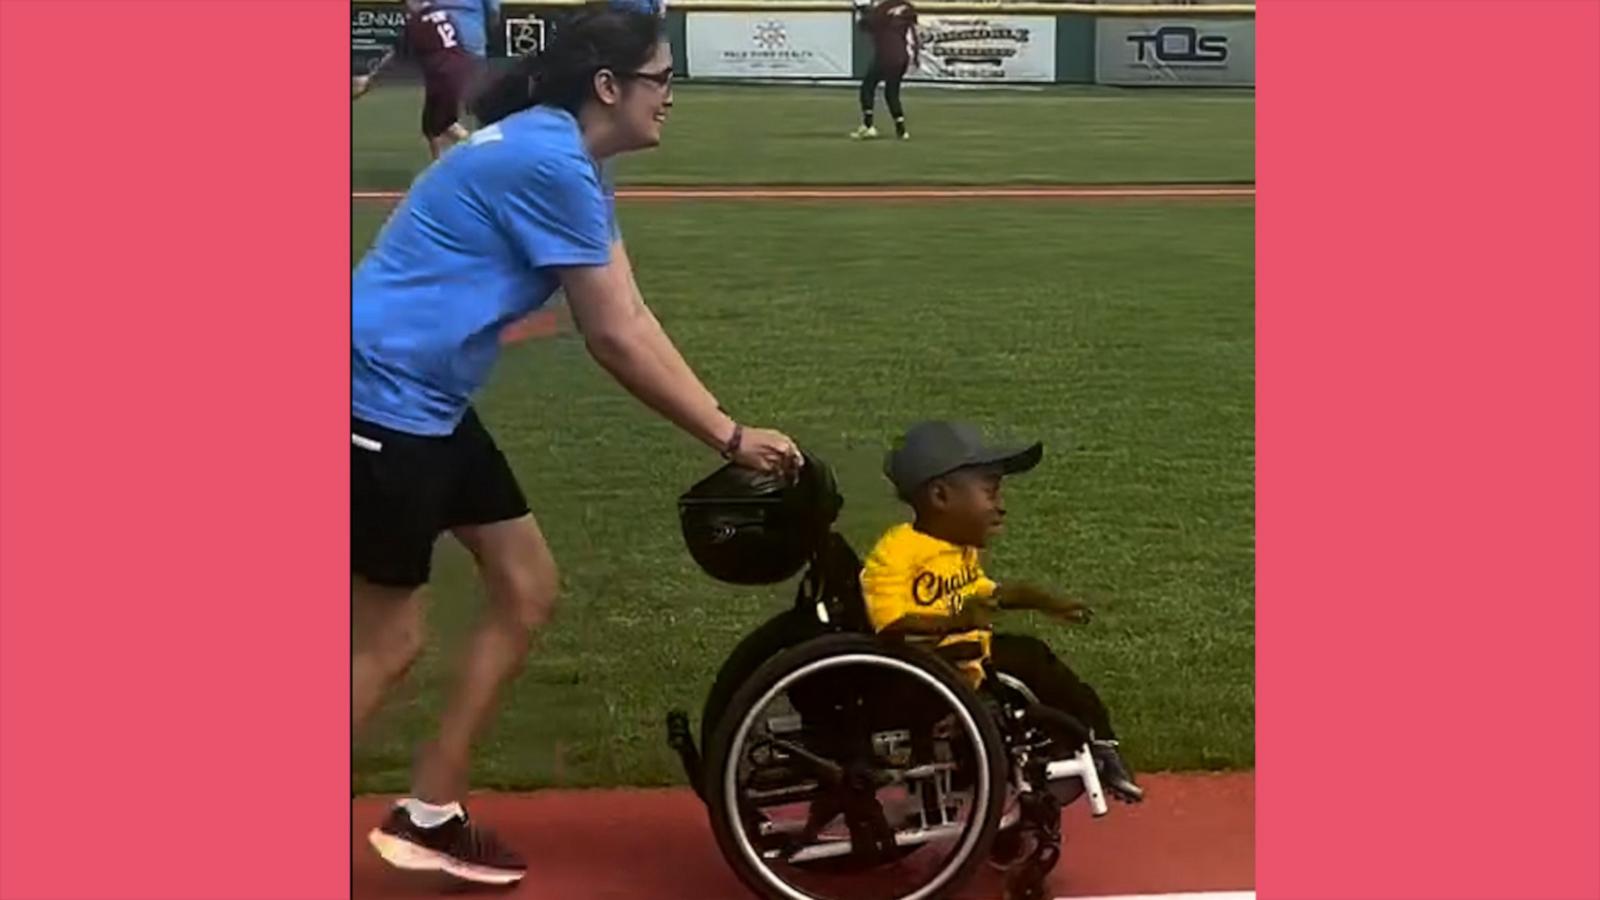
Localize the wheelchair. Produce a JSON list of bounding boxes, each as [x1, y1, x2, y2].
[[664, 455, 1113, 900]]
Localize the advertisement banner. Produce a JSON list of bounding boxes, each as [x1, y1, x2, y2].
[[1095, 17, 1255, 86], [910, 15, 1057, 83], [687, 12, 853, 79], [350, 3, 409, 76]]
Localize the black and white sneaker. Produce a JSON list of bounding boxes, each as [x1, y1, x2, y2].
[[1091, 740, 1145, 803], [367, 804, 527, 886]]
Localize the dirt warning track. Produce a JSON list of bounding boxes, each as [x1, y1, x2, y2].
[[352, 773, 1254, 899]]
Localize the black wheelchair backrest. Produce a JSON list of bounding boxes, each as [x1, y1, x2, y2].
[[793, 531, 874, 633]]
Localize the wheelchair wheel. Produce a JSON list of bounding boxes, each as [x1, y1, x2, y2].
[[704, 633, 1007, 900], [700, 609, 823, 758]]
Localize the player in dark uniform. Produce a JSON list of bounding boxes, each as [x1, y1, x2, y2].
[[852, 0, 920, 141], [405, 0, 501, 159]]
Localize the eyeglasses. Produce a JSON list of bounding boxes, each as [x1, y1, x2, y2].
[[622, 67, 674, 88]]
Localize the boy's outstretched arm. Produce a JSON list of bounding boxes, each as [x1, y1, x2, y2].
[[991, 582, 1094, 623]]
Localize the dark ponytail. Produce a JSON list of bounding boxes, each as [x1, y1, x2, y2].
[[472, 9, 664, 124]]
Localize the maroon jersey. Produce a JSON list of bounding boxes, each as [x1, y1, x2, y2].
[[862, 0, 918, 68]]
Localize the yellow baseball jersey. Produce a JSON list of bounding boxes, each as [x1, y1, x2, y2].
[[860, 523, 997, 686]]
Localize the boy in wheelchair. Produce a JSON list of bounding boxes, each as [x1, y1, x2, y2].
[[861, 420, 1143, 806]]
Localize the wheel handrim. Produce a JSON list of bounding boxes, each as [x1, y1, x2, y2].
[[722, 651, 994, 900]]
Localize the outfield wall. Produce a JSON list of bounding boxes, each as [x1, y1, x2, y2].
[[351, 1, 1255, 87]]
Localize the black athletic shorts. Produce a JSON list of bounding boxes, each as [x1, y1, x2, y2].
[[351, 408, 530, 588]]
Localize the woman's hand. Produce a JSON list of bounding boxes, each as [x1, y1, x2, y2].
[[728, 425, 803, 476]]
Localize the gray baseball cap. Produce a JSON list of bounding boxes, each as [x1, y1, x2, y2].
[[884, 420, 1044, 499]]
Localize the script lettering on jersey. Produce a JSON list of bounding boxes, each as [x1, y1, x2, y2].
[[911, 563, 983, 608]]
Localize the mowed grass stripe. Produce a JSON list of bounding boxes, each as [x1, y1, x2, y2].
[[350, 199, 1254, 791], [352, 82, 1255, 191]]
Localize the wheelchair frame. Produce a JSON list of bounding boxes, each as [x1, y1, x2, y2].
[[666, 529, 1112, 900]]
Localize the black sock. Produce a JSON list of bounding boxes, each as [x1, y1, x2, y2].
[[862, 110, 874, 128], [894, 116, 906, 135]]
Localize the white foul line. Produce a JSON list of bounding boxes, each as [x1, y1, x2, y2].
[[1056, 893, 1255, 900]]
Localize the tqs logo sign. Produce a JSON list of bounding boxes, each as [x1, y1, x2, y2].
[[1126, 25, 1229, 66]]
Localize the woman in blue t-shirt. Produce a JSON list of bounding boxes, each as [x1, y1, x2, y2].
[[352, 10, 802, 885]]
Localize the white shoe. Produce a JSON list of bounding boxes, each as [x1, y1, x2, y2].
[[849, 125, 879, 140]]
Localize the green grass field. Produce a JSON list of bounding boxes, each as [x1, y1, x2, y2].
[[354, 82, 1255, 188], [351, 83, 1255, 793]]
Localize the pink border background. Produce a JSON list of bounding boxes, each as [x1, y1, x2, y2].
[[1256, 1, 1599, 898], [1, 0, 1596, 898], [0, 2, 352, 897]]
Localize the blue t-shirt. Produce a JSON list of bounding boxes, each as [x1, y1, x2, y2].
[[609, 0, 664, 15], [352, 105, 617, 436], [427, 0, 500, 57]]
